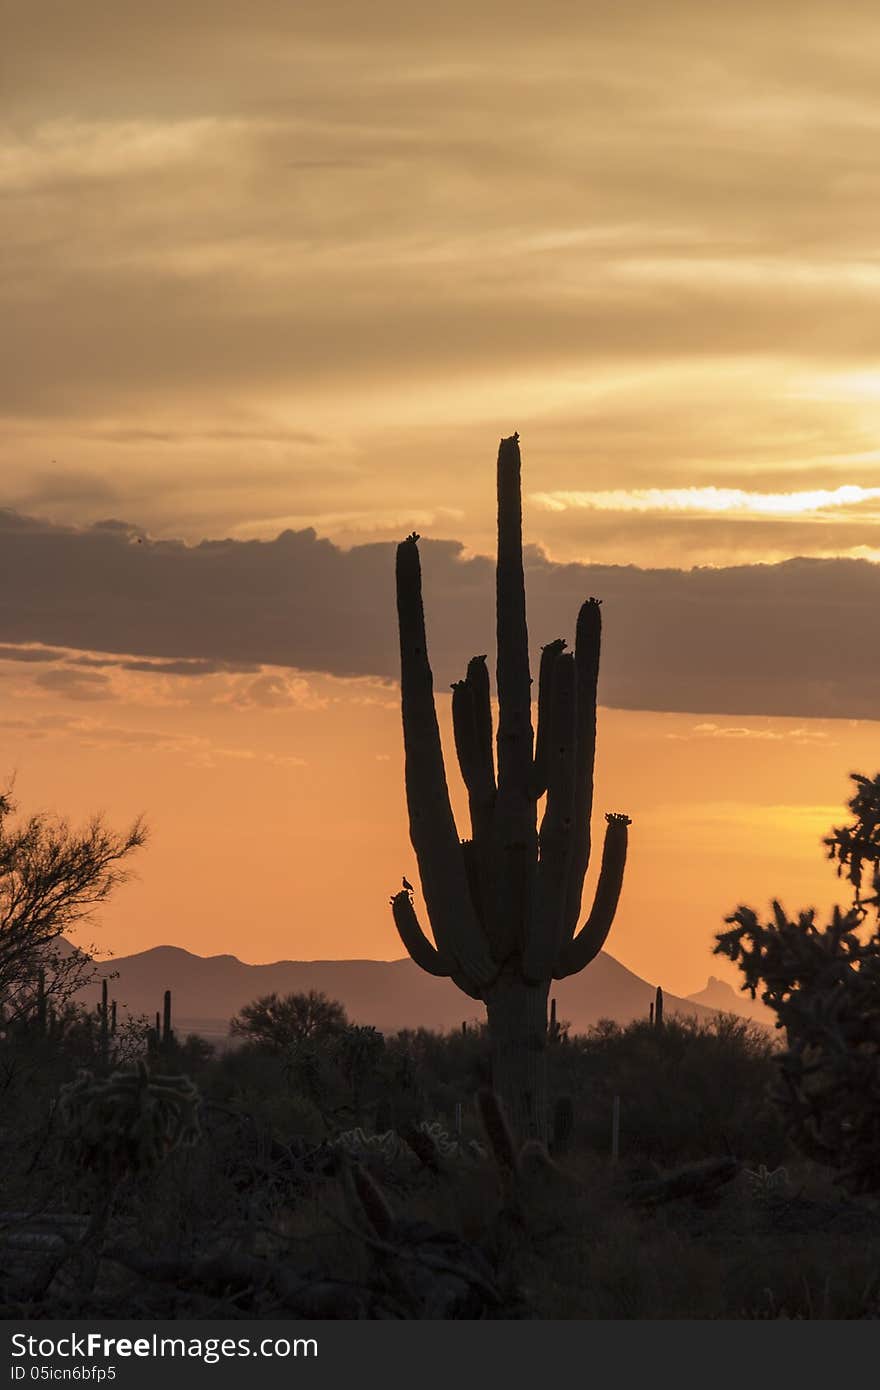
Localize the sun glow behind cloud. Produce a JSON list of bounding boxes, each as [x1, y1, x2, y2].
[[531, 484, 880, 517]]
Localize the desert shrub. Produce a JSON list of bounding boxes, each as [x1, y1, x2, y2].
[[548, 1014, 784, 1165], [229, 990, 348, 1051], [383, 1025, 491, 1130], [716, 772, 880, 1191]]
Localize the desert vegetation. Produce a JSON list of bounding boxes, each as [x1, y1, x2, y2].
[[2, 925, 880, 1317]]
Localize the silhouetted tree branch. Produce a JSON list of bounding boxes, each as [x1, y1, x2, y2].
[[229, 990, 349, 1051], [0, 786, 146, 1011]]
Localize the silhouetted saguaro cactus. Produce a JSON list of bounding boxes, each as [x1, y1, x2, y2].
[[36, 969, 47, 1038], [549, 996, 559, 1044], [162, 989, 173, 1045], [654, 986, 664, 1030], [98, 977, 110, 1068], [552, 1095, 574, 1156], [391, 434, 630, 1142]]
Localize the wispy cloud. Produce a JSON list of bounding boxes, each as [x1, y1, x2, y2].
[[5, 3, 880, 570], [33, 668, 115, 701], [639, 801, 845, 843], [0, 117, 262, 194], [0, 712, 306, 769], [532, 485, 880, 518], [666, 722, 833, 746]]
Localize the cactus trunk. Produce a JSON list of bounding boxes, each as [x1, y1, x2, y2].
[[485, 974, 550, 1143], [99, 977, 109, 1068], [36, 969, 46, 1037]]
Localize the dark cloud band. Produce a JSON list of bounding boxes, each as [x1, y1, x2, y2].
[[1, 509, 876, 720]]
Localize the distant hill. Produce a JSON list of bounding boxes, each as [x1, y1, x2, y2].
[[71, 943, 767, 1044], [686, 974, 774, 1026]]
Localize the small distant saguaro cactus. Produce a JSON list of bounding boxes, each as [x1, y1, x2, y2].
[[548, 997, 559, 1044], [391, 434, 631, 1142], [36, 969, 47, 1037], [98, 977, 110, 1067]]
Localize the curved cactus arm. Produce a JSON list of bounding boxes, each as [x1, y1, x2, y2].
[[495, 433, 535, 831], [449, 968, 484, 1001], [553, 813, 630, 979], [533, 638, 566, 799], [562, 598, 602, 940], [390, 890, 455, 977], [525, 652, 577, 981], [396, 537, 496, 987]]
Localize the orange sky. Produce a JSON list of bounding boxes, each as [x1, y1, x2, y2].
[[2, 655, 875, 997], [2, 2, 879, 996]]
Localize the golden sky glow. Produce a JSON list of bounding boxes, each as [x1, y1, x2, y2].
[[4, 3, 880, 565], [2, 2, 879, 993], [2, 644, 876, 996]]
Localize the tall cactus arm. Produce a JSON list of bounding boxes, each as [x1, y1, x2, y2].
[[396, 537, 496, 987], [533, 638, 566, 798], [525, 651, 577, 981], [460, 839, 483, 918], [553, 813, 630, 979], [495, 433, 534, 830], [451, 677, 494, 844], [466, 654, 496, 802], [562, 598, 602, 940], [461, 657, 498, 935], [390, 890, 455, 977], [452, 680, 479, 794]]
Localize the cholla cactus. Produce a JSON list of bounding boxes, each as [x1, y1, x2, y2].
[[331, 1128, 403, 1162], [743, 1163, 790, 1195], [57, 1060, 200, 1179], [551, 1095, 574, 1156], [331, 1122, 485, 1166], [392, 434, 630, 1142], [418, 1120, 462, 1158], [345, 1162, 396, 1240], [477, 1086, 568, 1220], [477, 1087, 519, 1178], [415, 1120, 485, 1162]]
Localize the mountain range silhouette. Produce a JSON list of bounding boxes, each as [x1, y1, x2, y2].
[[71, 943, 773, 1045]]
